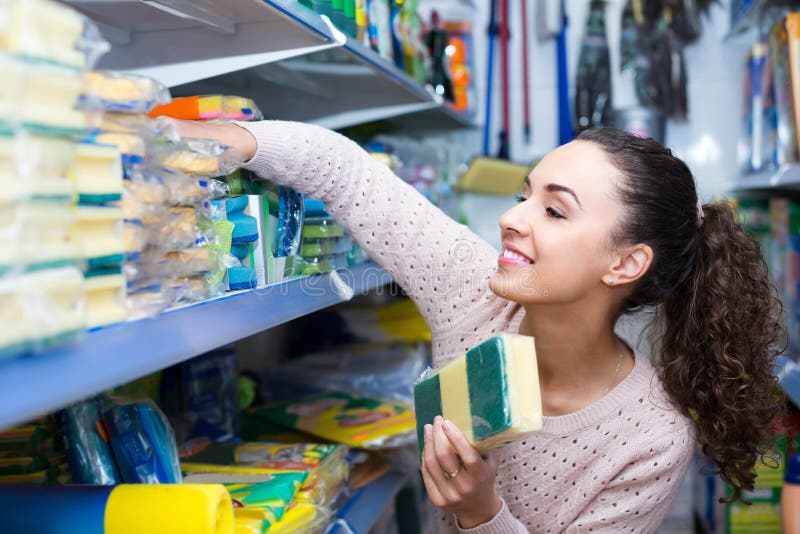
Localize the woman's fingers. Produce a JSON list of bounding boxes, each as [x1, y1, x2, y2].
[[441, 418, 483, 470], [420, 454, 446, 507], [432, 416, 462, 475]]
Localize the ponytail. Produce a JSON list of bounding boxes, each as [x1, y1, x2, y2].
[[576, 128, 785, 504], [657, 202, 784, 503]]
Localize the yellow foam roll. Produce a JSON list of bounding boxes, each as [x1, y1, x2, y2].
[[105, 484, 233, 534]]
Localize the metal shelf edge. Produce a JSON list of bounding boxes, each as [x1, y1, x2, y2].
[[0, 261, 392, 430], [330, 470, 409, 533]]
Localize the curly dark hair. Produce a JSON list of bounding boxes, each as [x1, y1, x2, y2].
[[577, 128, 785, 503]]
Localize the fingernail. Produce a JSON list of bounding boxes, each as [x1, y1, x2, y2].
[[424, 424, 432, 438], [442, 420, 454, 433], [434, 415, 442, 424]]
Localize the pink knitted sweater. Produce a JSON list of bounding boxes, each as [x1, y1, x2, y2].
[[237, 120, 696, 533]]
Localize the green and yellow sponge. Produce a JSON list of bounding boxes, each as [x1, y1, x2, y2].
[[413, 334, 542, 453]]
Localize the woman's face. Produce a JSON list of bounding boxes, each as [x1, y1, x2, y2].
[[489, 140, 626, 305]]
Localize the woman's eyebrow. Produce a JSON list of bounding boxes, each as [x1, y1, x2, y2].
[[525, 176, 583, 209], [544, 183, 583, 209]]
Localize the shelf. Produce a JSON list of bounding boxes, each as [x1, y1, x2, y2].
[[64, 0, 343, 87], [329, 471, 408, 534], [0, 261, 392, 431], [776, 355, 800, 407], [171, 34, 475, 132], [64, 0, 475, 131], [730, 165, 800, 192], [726, 0, 766, 39]]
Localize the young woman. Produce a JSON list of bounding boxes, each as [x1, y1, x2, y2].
[[174, 120, 783, 533]]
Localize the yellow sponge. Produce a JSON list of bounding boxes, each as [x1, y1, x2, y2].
[[414, 334, 542, 453], [458, 157, 533, 195]]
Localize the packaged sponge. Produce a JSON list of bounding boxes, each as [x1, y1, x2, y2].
[[80, 71, 171, 114], [0, 0, 109, 69], [149, 94, 263, 121], [413, 334, 542, 453]]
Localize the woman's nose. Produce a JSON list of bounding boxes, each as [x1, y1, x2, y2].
[[498, 201, 530, 236]]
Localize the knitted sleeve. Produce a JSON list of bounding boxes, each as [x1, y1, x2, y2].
[[234, 120, 498, 335], [454, 500, 529, 534], [566, 426, 695, 533]]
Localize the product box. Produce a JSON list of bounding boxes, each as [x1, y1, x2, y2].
[[769, 13, 800, 164], [694, 435, 788, 534]]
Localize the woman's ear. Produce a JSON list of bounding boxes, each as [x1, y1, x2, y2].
[[602, 244, 653, 287]]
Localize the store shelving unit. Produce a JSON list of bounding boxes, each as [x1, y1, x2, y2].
[[0, 261, 392, 430], [64, 0, 475, 131], [726, 0, 767, 39], [776, 355, 800, 407], [329, 471, 409, 533], [7, 0, 468, 528], [731, 164, 800, 191]]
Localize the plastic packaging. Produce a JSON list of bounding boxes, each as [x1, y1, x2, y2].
[[21, 266, 86, 353], [0, 200, 79, 272], [300, 237, 352, 258], [160, 347, 240, 445], [155, 138, 243, 178], [0, 55, 92, 136], [294, 254, 347, 275], [263, 342, 427, 405], [79, 71, 171, 114], [149, 94, 263, 121], [142, 206, 214, 252], [172, 276, 213, 304], [254, 391, 416, 449], [261, 185, 304, 259], [0, 128, 77, 203], [103, 398, 182, 484], [165, 173, 229, 206], [268, 502, 331, 534], [0, 0, 110, 69], [302, 217, 344, 239], [61, 399, 120, 484], [124, 282, 172, 320]]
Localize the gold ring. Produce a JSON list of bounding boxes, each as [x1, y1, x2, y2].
[[443, 467, 459, 479]]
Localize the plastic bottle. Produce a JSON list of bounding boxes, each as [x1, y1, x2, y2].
[[427, 10, 454, 102], [783, 453, 800, 533]]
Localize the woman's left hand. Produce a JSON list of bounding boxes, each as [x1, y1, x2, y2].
[[421, 415, 503, 529]]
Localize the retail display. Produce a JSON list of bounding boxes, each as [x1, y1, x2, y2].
[[413, 334, 541, 453], [255, 391, 415, 449], [783, 454, 800, 531], [0, 484, 234, 534]]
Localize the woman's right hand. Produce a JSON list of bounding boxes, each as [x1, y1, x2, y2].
[[168, 119, 258, 162]]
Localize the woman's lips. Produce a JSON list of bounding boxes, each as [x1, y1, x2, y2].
[[498, 248, 533, 266]]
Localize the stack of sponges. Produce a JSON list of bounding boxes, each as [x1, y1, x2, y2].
[[80, 78, 249, 319], [414, 334, 542, 453], [0, 0, 111, 357], [295, 208, 348, 276], [0, 417, 70, 485], [151, 95, 291, 291]]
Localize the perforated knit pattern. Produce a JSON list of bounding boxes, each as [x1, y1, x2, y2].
[[238, 121, 696, 533]]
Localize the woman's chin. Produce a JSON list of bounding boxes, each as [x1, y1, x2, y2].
[[490, 270, 544, 303]]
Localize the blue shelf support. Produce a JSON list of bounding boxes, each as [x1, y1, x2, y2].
[[329, 471, 409, 533]]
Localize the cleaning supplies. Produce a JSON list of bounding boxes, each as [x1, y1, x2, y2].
[[0, 484, 234, 534], [61, 399, 120, 484], [414, 334, 542, 453], [104, 399, 182, 484], [257, 391, 416, 449], [149, 95, 262, 121], [783, 453, 800, 531]]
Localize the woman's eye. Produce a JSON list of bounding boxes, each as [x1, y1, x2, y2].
[[546, 207, 565, 219], [514, 193, 527, 203]]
